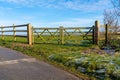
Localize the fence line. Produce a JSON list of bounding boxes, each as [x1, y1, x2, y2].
[[0, 20, 100, 45], [1, 20, 119, 46], [0, 23, 32, 45]]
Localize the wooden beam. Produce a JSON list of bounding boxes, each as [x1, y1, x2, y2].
[[27, 23, 32, 45], [94, 20, 100, 45]]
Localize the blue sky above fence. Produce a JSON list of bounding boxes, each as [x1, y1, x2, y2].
[[0, 0, 113, 27]]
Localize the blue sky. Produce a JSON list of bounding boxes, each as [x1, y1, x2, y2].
[[0, 0, 113, 27]]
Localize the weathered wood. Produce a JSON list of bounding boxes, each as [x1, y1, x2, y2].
[[33, 28, 59, 30], [0, 30, 27, 32], [82, 26, 94, 43], [33, 27, 91, 30], [15, 30, 27, 32], [105, 24, 108, 46], [0, 23, 32, 45], [64, 27, 91, 29], [32, 27, 34, 44], [13, 24, 16, 41], [94, 20, 99, 45], [92, 26, 95, 44], [0, 30, 13, 32], [1, 25, 4, 41], [0, 35, 27, 37], [27, 23, 33, 45], [33, 26, 95, 44], [0, 24, 28, 28], [15, 35, 27, 37], [59, 26, 64, 44]]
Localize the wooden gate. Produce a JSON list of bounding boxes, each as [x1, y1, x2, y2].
[[33, 21, 99, 45]]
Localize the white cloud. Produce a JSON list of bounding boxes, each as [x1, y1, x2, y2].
[[61, 0, 111, 11], [0, 0, 112, 11]]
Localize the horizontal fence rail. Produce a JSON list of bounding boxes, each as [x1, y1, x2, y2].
[[0, 24, 29, 28]]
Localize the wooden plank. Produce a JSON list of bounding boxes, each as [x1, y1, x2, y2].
[[92, 26, 95, 44], [33, 27, 92, 30], [1, 25, 4, 41], [15, 35, 27, 37], [0, 30, 13, 32], [13, 24, 16, 41], [105, 24, 108, 46], [64, 27, 92, 29], [27, 24, 32, 45], [82, 31, 93, 33], [0, 30, 27, 32], [0, 35, 27, 37], [59, 26, 64, 44], [0, 24, 28, 28], [33, 31, 92, 34], [94, 20, 99, 45], [33, 28, 59, 30], [15, 30, 27, 32], [83, 27, 93, 37]]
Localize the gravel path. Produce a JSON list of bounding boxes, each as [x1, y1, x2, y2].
[[0, 47, 81, 80]]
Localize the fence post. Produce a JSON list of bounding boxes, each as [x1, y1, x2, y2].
[[32, 26, 34, 44], [1, 25, 4, 41], [13, 24, 16, 41], [94, 20, 99, 45], [27, 23, 32, 45], [59, 26, 64, 44], [92, 25, 95, 44], [105, 24, 108, 46]]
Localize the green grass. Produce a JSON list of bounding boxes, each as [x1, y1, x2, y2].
[[34, 35, 93, 44], [1, 36, 120, 80], [0, 36, 96, 79], [0, 36, 27, 43]]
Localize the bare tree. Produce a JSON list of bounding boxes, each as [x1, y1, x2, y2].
[[111, 0, 120, 31], [103, 10, 119, 47], [111, 0, 120, 16]]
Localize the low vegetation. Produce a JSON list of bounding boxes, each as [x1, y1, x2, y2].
[[49, 52, 120, 80]]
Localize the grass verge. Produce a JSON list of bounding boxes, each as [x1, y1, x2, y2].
[[0, 41, 96, 80]]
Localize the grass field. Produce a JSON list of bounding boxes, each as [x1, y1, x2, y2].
[[33, 34, 93, 44], [0, 36, 120, 80]]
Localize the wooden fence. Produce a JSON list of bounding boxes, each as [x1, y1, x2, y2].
[[0, 20, 100, 45], [105, 24, 120, 46], [33, 20, 99, 45], [0, 24, 33, 45]]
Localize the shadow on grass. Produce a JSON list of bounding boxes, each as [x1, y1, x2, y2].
[[0, 40, 28, 45]]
